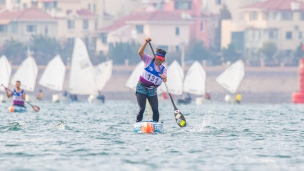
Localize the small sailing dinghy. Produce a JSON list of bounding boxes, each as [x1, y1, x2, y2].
[[0, 56, 12, 103], [9, 56, 38, 112], [39, 55, 66, 103], [159, 60, 184, 96], [216, 60, 245, 103], [88, 60, 113, 103], [69, 38, 96, 100], [182, 61, 207, 105], [125, 62, 144, 91]]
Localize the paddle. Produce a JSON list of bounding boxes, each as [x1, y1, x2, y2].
[[1, 84, 40, 112], [147, 41, 186, 127]]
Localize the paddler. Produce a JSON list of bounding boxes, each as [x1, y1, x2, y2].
[[36, 89, 43, 100], [97, 91, 105, 103], [136, 37, 167, 122], [4, 80, 26, 107], [235, 93, 242, 104]]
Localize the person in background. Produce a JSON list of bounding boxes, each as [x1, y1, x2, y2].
[[62, 90, 68, 97], [205, 92, 211, 100], [178, 93, 192, 104], [4, 80, 26, 107], [69, 94, 78, 101], [162, 92, 168, 100], [97, 91, 105, 103], [37, 89, 43, 100], [235, 93, 242, 104]]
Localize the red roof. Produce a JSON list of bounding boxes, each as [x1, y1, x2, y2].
[[67, 9, 96, 18], [99, 10, 190, 32], [38, 0, 55, 2], [243, 0, 304, 11], [0, 8, 54, 21]]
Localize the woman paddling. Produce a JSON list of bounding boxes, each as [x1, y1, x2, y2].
[[136, 37, 167, 123]]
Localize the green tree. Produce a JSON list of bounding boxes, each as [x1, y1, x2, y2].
[[222, 43, 241, 63], [186, 41, 210, 61], [31, 35, 62, 64], [1, 39, 26, 64], [213, 4, 232, 52], [220, 4, 232, 19], [295, 43, 303, 59], [260, 41, 277, 61], [108, 41, 139, 65]]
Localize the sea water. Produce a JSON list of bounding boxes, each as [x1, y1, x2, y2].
[[1, 101, 304, 171]]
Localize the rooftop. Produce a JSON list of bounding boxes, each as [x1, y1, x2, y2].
[[0, 8, 54, 22], [99, 10, 191, 32], [66, 9, 97, 18], [242, 0, 304, 11]]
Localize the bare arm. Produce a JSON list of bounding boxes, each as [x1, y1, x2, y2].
[[138, 38, 151, 58], [22, 91, 26, 100], [160, 74, 167, 83], [4, 88, 12, 98]]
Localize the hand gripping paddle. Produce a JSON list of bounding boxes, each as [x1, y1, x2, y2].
[[147, 41, 186, 127], [1, 84, 40, 112]]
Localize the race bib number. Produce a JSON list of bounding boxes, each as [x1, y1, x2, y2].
[[146, 73, 160, 85]]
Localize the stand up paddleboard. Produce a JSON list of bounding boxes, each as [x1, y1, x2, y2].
[[133, 121, 163, 133], [8, 105, 27, 113]]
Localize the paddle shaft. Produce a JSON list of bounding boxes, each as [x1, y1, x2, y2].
[[147, 41, 178, 111], [1, 84, 35, 108]]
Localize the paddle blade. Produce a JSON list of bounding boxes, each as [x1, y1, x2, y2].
[[174, 110, 186, 127], [32, 106, 40, 112]]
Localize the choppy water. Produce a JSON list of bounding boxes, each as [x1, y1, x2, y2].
[[1, 101, 304, 171]]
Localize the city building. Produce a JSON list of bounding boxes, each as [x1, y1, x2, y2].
[[0, 7, 57, 44], [222, 0, 304, 58], [202, 0, 264, 21], [96, 0, 218, 56], [96, 10, 193, 54]]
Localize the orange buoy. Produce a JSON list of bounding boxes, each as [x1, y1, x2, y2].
[[8, 106, 14, 113], [293, 58, 304, 103], [140, 122, 155, 133]]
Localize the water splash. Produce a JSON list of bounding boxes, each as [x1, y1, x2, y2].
[[54, 121, 68, 130], [197, 103, 218, 132]]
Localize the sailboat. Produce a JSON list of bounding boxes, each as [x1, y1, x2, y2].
[[0, 55, 12, 103], [38, 55, 66, 103], [216, 60, 245, 103], [69, 38, 96, 100], [125, 61, 144, 91], [159, 60, 184, 96], [88, 60, 113, 103], [182, 61, 207, 104], [10, 56, 38, 102]]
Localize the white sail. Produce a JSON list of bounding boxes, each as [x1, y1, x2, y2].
[[95, 60, 113, 91], [160, 60, 183, 95], [0, 55, 12, 91], [183, 61, 206, 95], [39, 55, 66, 91], [125, 62, 144, 91], [69, 38, 96, 95], [10, 56, 38, 92], [216, 60, 245, 94]]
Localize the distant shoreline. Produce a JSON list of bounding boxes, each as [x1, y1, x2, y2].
[[7, 65, 299, 104]]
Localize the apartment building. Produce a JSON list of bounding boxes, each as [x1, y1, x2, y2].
[[96, 10, 193, 54], [0, 8, 57, 44], [222, 0, 304, 57], [203, 0, 264, 20]]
